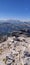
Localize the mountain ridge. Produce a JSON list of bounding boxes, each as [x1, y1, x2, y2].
[[0, 20, 30, 35]]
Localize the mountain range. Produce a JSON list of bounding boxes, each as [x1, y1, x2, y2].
[[0, 20, 30, 36]]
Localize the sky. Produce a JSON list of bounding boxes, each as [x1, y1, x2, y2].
[[0, 0, 30, 21]]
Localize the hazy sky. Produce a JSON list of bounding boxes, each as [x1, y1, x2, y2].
[[0, 0, 30, 21]]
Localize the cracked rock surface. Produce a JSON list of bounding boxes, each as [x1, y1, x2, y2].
[[0, 34, 30, 65]]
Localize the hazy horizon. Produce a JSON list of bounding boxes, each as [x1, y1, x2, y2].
[[0, 18, 30, 22]]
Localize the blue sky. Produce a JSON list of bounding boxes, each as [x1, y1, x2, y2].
[[0, 0, 30, 21]]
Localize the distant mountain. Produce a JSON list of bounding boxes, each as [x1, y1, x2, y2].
[[0, 20, 30, 35]]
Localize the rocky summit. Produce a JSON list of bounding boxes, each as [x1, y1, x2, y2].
[[0, 32, 30, 65]]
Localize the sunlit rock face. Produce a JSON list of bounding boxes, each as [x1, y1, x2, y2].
[[0, 33, 30, 65]]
